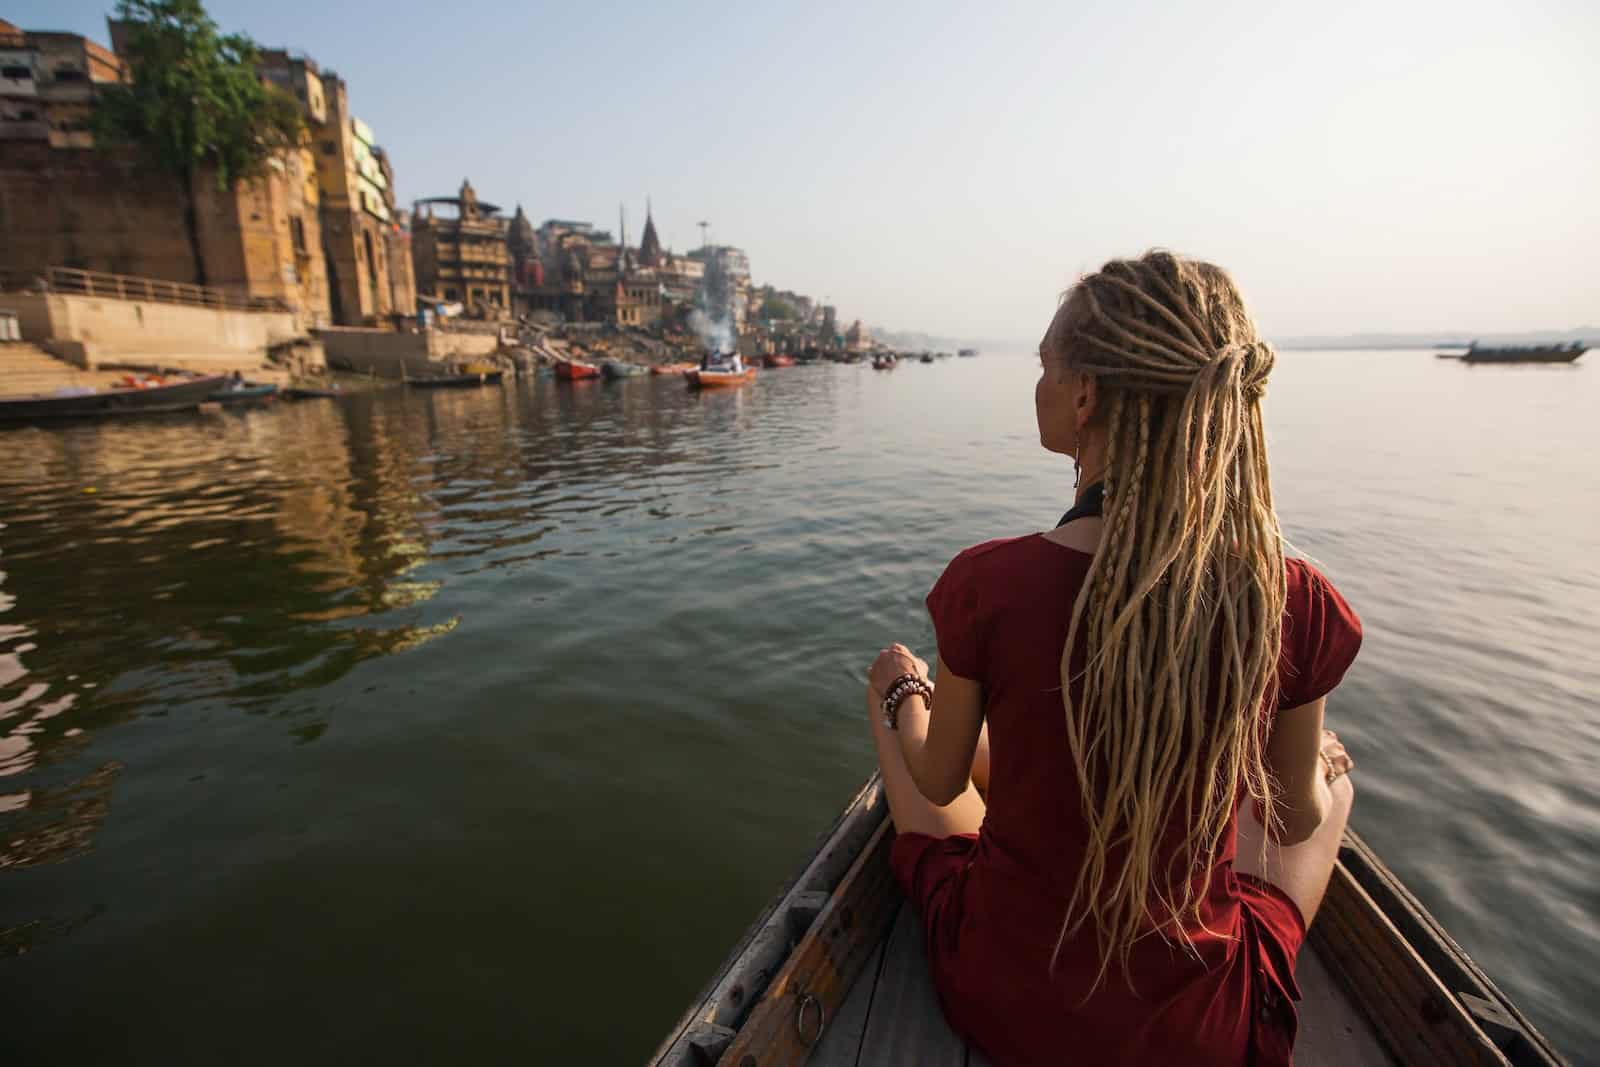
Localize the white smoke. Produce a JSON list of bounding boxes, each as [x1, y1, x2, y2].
[[688, 308, 733, 355]]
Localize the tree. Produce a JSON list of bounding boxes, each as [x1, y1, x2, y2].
[[760, 295, 798, 321], [92, 0, 303, 286]]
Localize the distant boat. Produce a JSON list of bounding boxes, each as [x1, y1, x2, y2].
[[687, 367, 757, 389], [555, 359, 601, 381], [601, 360, 648, 379], [283, 385, 345, 399], [0, 375, 226, 423], [958, 347, 978, 358], [920, 354, 934, 364], [406, 371, 503, 388], [651, 362, 696, 376], [763, 354, 795, 368], [871, 355, 898, 370], [210, 381, 279, 405], [1460, 341, 1586, 365]]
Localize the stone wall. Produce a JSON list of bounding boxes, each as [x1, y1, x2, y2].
[[318, 326, 499, 378], [0, 290, 303, 372], [0, 142, 330, 325]]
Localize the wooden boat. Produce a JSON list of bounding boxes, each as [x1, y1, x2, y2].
[[555, 358, 601, 381], [602, 360, 649, 379], [650, 773, 1568, 1067], [209, 382, 279, 405], [283, 385, 345, 399], [652, 362, 697, 376], [405, 370, 503, 388], [0, 374, 227, 423], [764, 355, 796, 368], [920, 354, 934, 364], [871, 356, 898, 370], [1460, 342, 1586, 365], [687, 367, 757, 389], [958, 347, 979, 358]]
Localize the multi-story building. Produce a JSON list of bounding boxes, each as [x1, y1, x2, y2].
[[0, 20, 124, 148], [411, 179, 511, 314], [0, 20, 330, 322], [259, 50, 413, 325]]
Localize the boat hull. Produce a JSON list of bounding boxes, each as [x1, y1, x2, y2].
[[762, 355, 795, 368], [1461, 347, 1585, 364], [687, 368, 756, 388], [406, 371, 503, 388], [650, 363, 696, 376], [555, 360, 600, 380], [210, 383, 280, 404], [0, 375, 228, 423]]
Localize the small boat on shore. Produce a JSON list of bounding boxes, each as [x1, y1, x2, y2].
[[209, 382, 279, 405], [763, 355, 796, 368], [1460, 341, 1586, 365], [555, 358, 601, 381], [405, 370, 503, 388], [602, 360, 648, 379], [687, 367, 757, 389], [0, 375, 227, 424], [872, 355, 898, 370], [651, 362, 697, 376], [958, 347, 979, 358], [650, 772, 1568, 1067], [920, 354, 934, 364]]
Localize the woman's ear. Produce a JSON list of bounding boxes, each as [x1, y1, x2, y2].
[[1075, 374, 1098, 429]]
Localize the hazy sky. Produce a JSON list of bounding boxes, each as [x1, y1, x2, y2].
[[20, 0, 1599, 340]]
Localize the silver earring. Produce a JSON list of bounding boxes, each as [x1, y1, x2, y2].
[[1073, 435, 1082, 489]]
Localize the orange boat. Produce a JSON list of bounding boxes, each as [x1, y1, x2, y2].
[[651, 362, 697, 376], [555, 359, 600, 380], [687, 368, 757, 389], [763, 354, 795, 368]]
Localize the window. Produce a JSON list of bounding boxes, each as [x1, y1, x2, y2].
[[443, 288, 458, 300], [1, 66, 31, 80], [53, 67, 87, 83], [321, 141, 336, 156], [290, 216, 307, 255]]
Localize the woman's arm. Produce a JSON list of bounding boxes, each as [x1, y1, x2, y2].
[[868, 645, 983, 806], [1264, 697, 1353, 845]]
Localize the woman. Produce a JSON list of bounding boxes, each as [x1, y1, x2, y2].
[[867, 251, 1361, 1066]]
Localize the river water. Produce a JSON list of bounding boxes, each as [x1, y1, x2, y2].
[[1, 352, 1596, 1065]]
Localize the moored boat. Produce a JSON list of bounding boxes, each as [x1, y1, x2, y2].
[[555, 358, 601, 380], [687, 367, 757, 389], [0, 374, 227, 423], [209, 382, 279, 405], [871, 355, 898, 370], [1460, 341, 1586, 365], [602, 360, 648, 379], [651, 362, 697, 376], [405, 370, 503, 388], [283, 385, 345, 399], [958, 347, 979, 358], [649, 772, 1568, 1067], [920, 354, 934, 364], [763, 354, 796, 368]]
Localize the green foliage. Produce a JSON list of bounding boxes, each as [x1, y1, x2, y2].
[[93, 0, 303, 188], [760, 295, 798, 321]]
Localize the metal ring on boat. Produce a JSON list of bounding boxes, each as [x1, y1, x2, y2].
[[796, 991, 826, 1046]]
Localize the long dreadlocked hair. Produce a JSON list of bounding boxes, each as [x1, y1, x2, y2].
[[1043, 251, 1285, 989]]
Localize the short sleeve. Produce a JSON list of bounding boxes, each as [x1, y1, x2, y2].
[[1277, 559, 1363, 709], [926, 549, 983, 680]]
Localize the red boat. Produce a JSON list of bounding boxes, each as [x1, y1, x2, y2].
[[687, 368, 757, 389], [555, 359, 600, 381], [763, 354, 795, 368], [651, 362, 697, 376]]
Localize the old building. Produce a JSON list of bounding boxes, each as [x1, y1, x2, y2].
[[259, 50, 413, 325], [0, 21, 330, 323], [411, 179, 511, 314]]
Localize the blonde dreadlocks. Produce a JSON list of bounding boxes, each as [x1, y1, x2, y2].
[[1043, 251, 1285, 989]]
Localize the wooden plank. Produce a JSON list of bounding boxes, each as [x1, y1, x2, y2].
[[809, 931, 890, 1067], [1297, 940, 1396, 1067], [1338, 834, 1570, 1067], [648, 776, 888, 1067], [718, 820, 901, 1067], [1310, 861, 1509, 1067], [855, 902, 965, 1067]]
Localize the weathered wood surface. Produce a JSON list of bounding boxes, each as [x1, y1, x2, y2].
[[647, 775, 889, 1067], [1311, 860, 1510, 1066], [719, 820, 900, 1066], [1297, 934, 1397, 1067], [855, 905, 965, 1067]]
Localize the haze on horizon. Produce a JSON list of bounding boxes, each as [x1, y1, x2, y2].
[[20, 0, 1598, 343]]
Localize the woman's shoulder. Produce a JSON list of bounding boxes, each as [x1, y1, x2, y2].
[[942, 533, 1067, 581]]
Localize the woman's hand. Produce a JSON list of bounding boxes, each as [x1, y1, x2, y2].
[[1321, 729, 1353, 782], [867, 642, 930, 701]]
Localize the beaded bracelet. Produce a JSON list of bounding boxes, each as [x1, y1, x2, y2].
[[881, 673, 934, 730]]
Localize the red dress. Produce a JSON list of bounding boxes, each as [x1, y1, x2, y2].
[[892, 535, 1363, 1067]]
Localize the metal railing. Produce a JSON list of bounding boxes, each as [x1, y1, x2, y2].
[[0, 266, 290, 313]]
